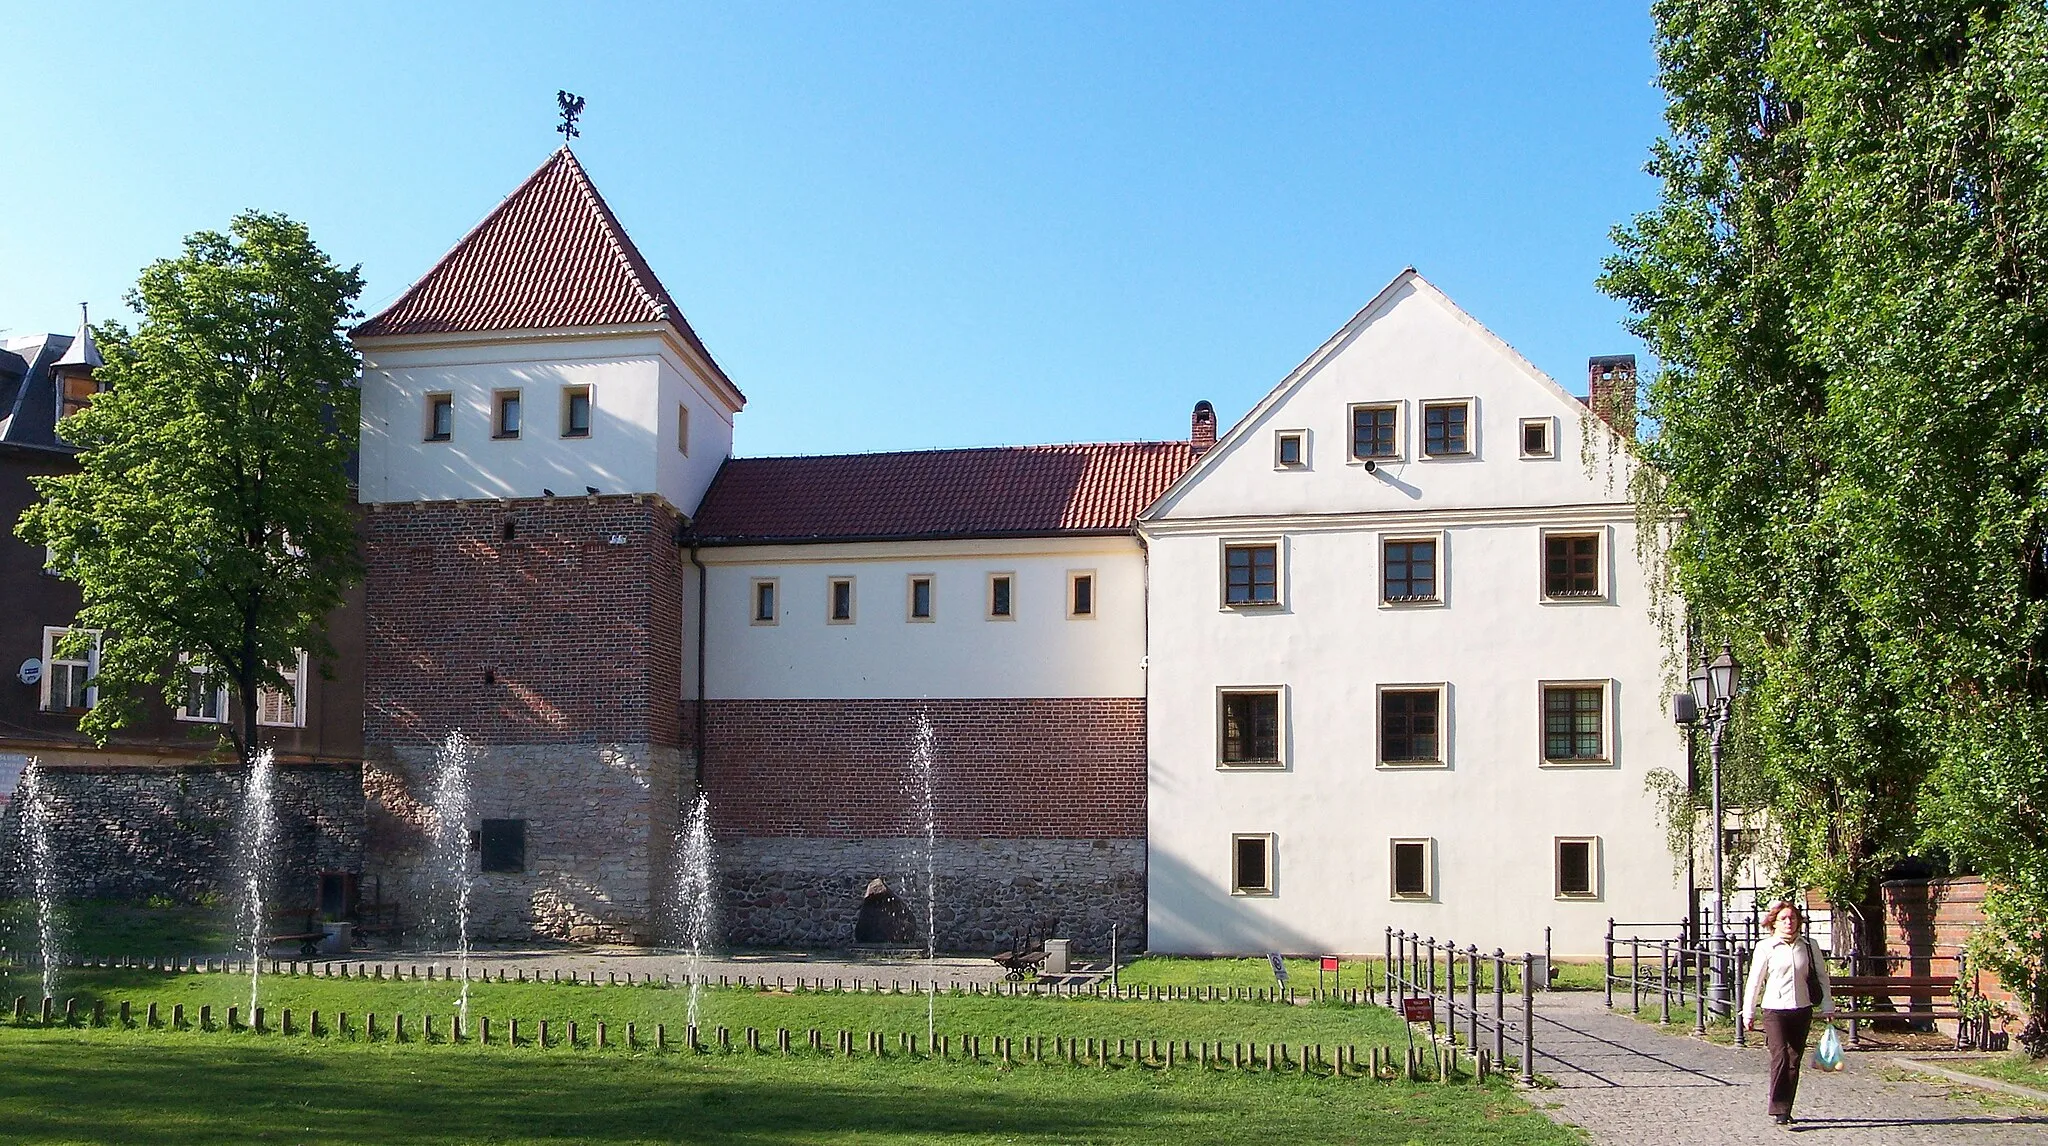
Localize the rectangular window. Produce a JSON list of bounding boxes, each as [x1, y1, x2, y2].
[[40, 627, 98, 713], [1351, 404, 1400, 459], [1379, 687, 1442, 765], [1068, 571, 1095, 618], [1556, 837, 1599, 899], [1543, 685, 1606, 763], [1391, 839, 1433, 900], [828, 577, 855, 624], [677, 403, 691, 456], [1422, 401, 1470, 456], [1219, 689, 1282, 767], [1232, 834, 1274, 896], [257, 651, 310, 728], [1382, 538, 1439, 603], [987, 573, 1014, 619], [750, 578, 779, 625], [1520, 417, 1553, 458], [561, 386, 592, 438], [426, 394, 453, 442], [493, 390, 522, 439], [1275, 431, 1306, 468], [1544, 533, 1602, 598], [908, 575, 935, 621], [1223, 543, 1278, 606], [176, 657, 225, 724], [480, 819, 526, 874]]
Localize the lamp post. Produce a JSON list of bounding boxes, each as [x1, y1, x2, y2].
[[1685, 644, 1740, 1017]]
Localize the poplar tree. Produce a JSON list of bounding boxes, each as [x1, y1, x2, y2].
[[1605, 0, 2048, 1050], [16, 211, 363, 765]]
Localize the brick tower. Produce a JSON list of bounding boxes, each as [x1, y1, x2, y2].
[[352, 148, 744, 942]]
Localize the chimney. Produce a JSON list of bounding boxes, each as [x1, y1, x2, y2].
[[1586, 355, 1637, 439], [1190, 401, 1218, 458]]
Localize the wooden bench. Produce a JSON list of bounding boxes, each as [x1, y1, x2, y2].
[[265, 911, 327, 957], [993, 934, 1047, 982], [1831, 974, 1959, 1044]]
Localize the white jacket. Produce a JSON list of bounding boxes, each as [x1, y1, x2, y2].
[[1742, 935, 1833, 1023]]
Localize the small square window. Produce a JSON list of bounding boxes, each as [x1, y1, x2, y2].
[[1232, 834, 1275, 896], [1520, 417, 1553, 458], [987, 573, 1014, 620], [1219, 689, 1282, 767], [908, 576, 935, 621], [828, 577, 855, 624], [1382, 537, 1439, 603], [1391, 839, 1433, 900], [750, 579, 779, 625], [1543, 684, 1607, 763], [1556, 838, 1599, 899], [1351, 404, 1400, 460], [493, 390, 522, 439], [426, 394, 453, 442], [480, 819, 526, 874], [1544, 532, 1603, 599], [1275, 431, 1307, 469], [677, 403, 691, 456], [562, 386, 592, 438], [1223, 543, 1279, 606], [1422, 401, 1470, 456], [1067, 571, 1095, 619], [1379, 687, 1442, 766]]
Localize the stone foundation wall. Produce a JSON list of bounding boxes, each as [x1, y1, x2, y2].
[[717, 836, 1144, 955], [362, 740, 688, 945], [0, 762, 362, 907]]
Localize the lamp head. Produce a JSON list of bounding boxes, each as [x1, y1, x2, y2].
[[1687, 663, 1710, 712], [1709, 644, 1739, 707]]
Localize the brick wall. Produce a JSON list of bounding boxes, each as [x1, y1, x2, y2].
[[362, 495, 685, 748], [0, 762, 362, 907], [1878, 876, 2021, 1013]]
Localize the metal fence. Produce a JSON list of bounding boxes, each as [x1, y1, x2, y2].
[[1384, 927, 1537, 1083], [1603, 920, 1754, 1045]]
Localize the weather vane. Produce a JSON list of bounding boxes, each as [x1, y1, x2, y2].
[[556, 90, 585, 142]]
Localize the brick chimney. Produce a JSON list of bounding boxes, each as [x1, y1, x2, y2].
[[1190, 400, 1218, 458], [1586, 355, 1637, 439]]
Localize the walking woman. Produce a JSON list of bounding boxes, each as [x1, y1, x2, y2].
[[1741, 900, 1834, 1124]]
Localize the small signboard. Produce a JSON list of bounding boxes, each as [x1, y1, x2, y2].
[[1319, 956, 1340, 973], [1267, 953, 1288, 984], [1318, 955, 1340, 992], [1402, 997, 1435, 1024]]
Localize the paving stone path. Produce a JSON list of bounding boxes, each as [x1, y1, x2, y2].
[[1522, 992, 2048, 1144]]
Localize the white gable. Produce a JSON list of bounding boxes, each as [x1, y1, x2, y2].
[[1145, 271, 1630, 522]]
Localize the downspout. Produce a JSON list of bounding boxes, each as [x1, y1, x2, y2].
[[690, 540, 708, 799]]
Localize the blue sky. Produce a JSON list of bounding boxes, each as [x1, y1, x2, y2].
[[2, 2, 1665, 457]]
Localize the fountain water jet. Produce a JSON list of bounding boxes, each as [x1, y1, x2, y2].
[[428, 731, 477, 1025], [667, 791, 716, 1030], [232, 748, 278, 1015], [18, 760, 60, 1001], [907, 711, 938, 1047]]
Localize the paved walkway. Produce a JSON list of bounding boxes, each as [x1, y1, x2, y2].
[[1522, 992, 2048, 1144]]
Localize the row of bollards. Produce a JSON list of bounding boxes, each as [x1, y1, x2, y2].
[[3, 995, 1500, 1081]]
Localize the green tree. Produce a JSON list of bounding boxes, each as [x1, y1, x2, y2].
[[16, 211, 363, 765], [1606, 0, 2048, 1050]]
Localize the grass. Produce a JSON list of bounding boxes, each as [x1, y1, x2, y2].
[[1939, 1052, 2048, 1093]]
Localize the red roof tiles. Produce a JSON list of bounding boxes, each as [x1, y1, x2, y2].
[[354, 148, 740, 400], [691, 441, 1197, 543]]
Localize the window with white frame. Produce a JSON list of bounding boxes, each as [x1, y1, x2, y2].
[[492, 389, 522, 439], [750, 578, 779, 625], [40, 627, 98, 713], [1274, 430, 1308, 469], [561, 386, 592, 438], [1232, 833, 1275, 895], [1222, 541, 1280, 607], [1218, 688, 1283, 767], [176, 655, 226, 723], [987, 573, 1015, 620], [1067, 570, 1095, 619], [828, 577, 855, 624], [258, 651, 310, 728], [1351, 403, 1401, 460], [425, 393, 453, 442], [1381, 537, 1439, 604], [907, 575, 935, 622], [1541, 682, 1608, 764], [1378, 685, 1444, 766], [1555, 837, 1600, 899], [1519, 417, 1554, 459], [1421, 400, 1472, 457], [1390, 838, 1433, 900]]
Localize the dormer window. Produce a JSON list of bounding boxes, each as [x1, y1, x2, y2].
[[426, 394, 453, 442], [493, 390, 522, 439]]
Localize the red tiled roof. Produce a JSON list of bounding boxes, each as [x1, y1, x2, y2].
[[691, 441, 1197, 543], [354, 148, 741, 400]]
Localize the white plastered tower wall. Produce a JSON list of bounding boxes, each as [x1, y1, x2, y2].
[[1141, 270, 1685, 958]]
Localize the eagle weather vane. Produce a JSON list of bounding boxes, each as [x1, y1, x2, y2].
[[556, 90, 585, 142]]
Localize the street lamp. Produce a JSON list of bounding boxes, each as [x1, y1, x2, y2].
[[1685, 643, 1740, 1017]]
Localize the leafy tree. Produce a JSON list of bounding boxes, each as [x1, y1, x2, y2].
[[1606, 0, 2048, 1049], [16, 212, 363, 765]]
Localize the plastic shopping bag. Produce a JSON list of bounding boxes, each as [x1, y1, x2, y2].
[[1812, 1023, 1845, 1072]]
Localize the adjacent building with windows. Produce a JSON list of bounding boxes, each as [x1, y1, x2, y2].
[[1140, 270, 1680, 957]]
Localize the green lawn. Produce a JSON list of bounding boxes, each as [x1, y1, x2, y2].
[[0, 967, 1587, 1144], [1941, 1052, 2048, 1094]]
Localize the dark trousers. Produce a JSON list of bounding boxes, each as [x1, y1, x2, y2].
[[1761, 1006, 1814, 1116]]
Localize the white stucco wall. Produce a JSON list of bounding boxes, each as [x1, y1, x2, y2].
[[1143, 272, 1684, 958], [700, 537, 1147, 700], [357, 328, 738, 513]]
